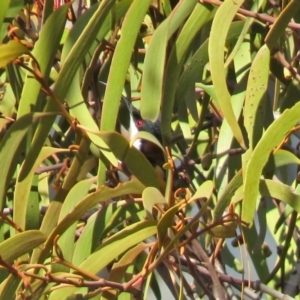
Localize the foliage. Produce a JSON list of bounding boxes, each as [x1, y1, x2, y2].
[[0, 0, 300, 299]]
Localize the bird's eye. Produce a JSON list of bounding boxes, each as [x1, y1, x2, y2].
[[136, 119, 144, 128]]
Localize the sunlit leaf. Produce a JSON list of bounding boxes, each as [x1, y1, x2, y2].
[[243, 101, 300, 224], [0, 230, 46, 263], [209, 0, 246, 149], [78, 220, 157, 275], [0, 41, 29, 68]]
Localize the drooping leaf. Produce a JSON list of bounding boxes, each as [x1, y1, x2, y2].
[[243, 101, 300, 224], [141, 0, 199, 122], [101, 0, 152, 131], [244, 44, 270, 150], [208, 0, 246, 149]]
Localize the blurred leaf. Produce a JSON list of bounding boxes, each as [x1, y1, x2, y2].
[[214, 170, 243, 221], [0, 274, 20, 300], [0, 113, 55, 211], [215, 74, 246, 197], [280, 79, 300, 111], [48, 287, 87, 300], [0, 0, 10, 37], [0, 41, 29, 68], [72, 202, 142, 268], [2, 0, 23, 19], [265, 1, 300, 49], [177, 21, 245, 101], [63, 0, 134, 171], [225, 0, 265, 67], [264, 149, 300, 172], [30, 201, 62, 264], [72, 209, 108, 268]]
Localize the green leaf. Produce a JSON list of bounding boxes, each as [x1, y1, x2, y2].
[[101, 0, 152, 131], [214, 170, 243, 222], [264, 149, 300, 172], [48, 287, 87, 300], [177, 21, 245, 101], [0, 41, 29, 68], [62, 1, 134, 171], [0, 274, 21, 300], [142, 187, 167, 218], [0, 113, 55, 210], [141, 0, 198, 122], [37, 178, 145, 264], [14, 147, 70, 233], [56, 178, 96, 269], [0, 230, 46, 263], [30, 201, 62, 264], [244, 44, 270, 150], [78, 220, 157, 275], [215, 37, 250, 198], [20, 0, 118, 179], [0, 0, 10, 36], [17, 3, 72, 117], [224, 0, 265, 67], [102, 243, 149, 300], [234, 179, 300, 215], [208, 0, 246, 149], [161, 3, 215, 143], [265, 1, 300, 50], [243, 101, 300, 224]]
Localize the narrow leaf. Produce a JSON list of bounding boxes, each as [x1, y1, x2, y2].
[[208, 0, 246, 149], [0, 230, 46, 263], [101, 0, 152, 131], [244, 103, 300, 224], [78, 220, 157, 275]]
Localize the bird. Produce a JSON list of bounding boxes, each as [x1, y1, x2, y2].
[[117, 96, 167, 192], [118, 97, 164, 165]]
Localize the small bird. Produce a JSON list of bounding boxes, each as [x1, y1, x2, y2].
[[117, 96, 189, 192], [118, 97, 164, 165], [117, 97, 167, 191]]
